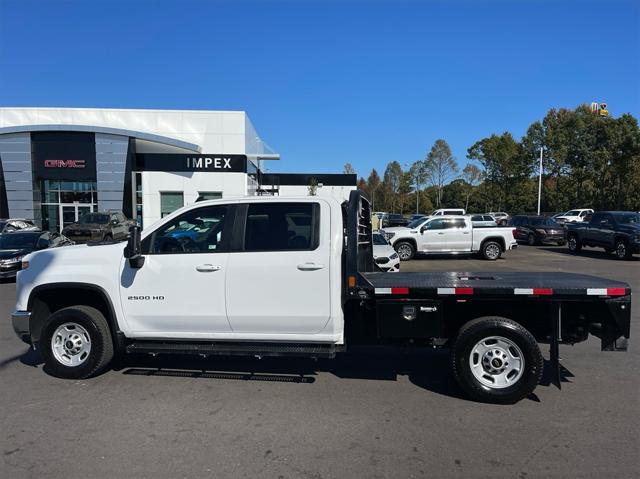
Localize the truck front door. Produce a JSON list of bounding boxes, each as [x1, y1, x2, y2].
[[225, 201, 332, 334], [119, 204, 232, 336]]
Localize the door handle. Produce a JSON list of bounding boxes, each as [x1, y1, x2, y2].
[[297, 262, 325, 271], [463, 232, 470, 235], [437, 232, 445, 235], [196, 264, 221, 272]]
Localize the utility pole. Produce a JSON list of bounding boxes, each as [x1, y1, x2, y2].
[[537, 147, 543, 215]]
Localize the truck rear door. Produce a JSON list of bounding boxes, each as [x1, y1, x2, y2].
[[225, 200, 332, 334]]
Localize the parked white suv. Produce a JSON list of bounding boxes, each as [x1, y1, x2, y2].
[[381, 215, 516, 261], [554, 209, 593, 223]]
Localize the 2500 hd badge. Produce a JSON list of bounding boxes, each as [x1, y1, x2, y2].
[[127, 295, 165, 301]]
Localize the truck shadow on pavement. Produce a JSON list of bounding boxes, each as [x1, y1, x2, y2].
[[114, 347, 572, 402]]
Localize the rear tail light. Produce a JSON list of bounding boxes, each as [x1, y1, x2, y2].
[[511, 228, 516, 239]]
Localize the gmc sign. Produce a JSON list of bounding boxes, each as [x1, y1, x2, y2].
[[44, 159, 86, 168]]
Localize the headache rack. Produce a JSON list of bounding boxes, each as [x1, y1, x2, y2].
[[344, 190, 376, 297]]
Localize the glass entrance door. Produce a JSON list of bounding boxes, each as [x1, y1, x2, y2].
[[59, 204, 94, 231]]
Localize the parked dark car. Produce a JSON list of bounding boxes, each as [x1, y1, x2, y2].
[[0, 219, 38, 233], [566, 211, 640, 260], [408, 214, 427, 222], [0, 231, 74, 279], [510, 215, 565, 246], [382, 213, 410, 228], [62, 211, 131, 243]]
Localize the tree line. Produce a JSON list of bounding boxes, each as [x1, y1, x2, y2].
[[348, 104, 640, 214]]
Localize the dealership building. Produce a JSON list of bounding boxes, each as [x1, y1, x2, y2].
[[0, 107, 355, 231]]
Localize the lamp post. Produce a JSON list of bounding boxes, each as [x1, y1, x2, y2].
[[537, 147, 543, 215]]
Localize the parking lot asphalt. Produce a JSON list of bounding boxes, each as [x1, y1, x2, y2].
[[1, 245, 638, 479]]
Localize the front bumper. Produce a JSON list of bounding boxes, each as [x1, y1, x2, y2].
[[0, 263, 20, 278], [12, 310, 31, 344], [539, 235, 565, 244]]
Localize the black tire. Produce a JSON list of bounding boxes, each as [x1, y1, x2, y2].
[[481, 240, 502, 260], [395, 241, 415, 261], [567, 234, 582, 253], [615, 239, 632, 260], [40, 305, 114, 379], [527, 234, 536, 246], [451, 316, 543, 404]]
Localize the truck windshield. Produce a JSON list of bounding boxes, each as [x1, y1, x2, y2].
[[614, 213, 640, 224], [78, 214, 109, 224], [372, 233, 389, 245], [407, 218, 426, 228], [529, 217, 557, 226]]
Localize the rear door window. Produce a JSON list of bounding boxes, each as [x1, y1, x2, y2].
[[244, 203, 319, 251]]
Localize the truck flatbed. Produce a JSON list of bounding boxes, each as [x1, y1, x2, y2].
[[363, 271, 631, 297]]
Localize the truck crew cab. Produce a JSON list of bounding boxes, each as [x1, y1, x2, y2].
[[12, 192, 631, 403]]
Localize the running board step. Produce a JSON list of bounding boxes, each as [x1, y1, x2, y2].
[[125, 341, 343, 358]]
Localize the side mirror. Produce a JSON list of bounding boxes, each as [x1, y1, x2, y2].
[[124, 225, 145, 268], [420, 225, 428, 234]]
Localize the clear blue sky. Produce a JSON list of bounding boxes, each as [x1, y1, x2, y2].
[[1, 0, 638, 177]]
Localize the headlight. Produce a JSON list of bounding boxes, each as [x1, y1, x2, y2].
[[535, 229, 547, 235], [384, 232, 396, 241], [390, 253, 399, 260]]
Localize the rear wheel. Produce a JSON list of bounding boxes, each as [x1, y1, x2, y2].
[[451, 316, 543, 404], [395, 241, 415, 261], [615, 240, 632, 260], [567, 234, 582, 253], [41, 305, 114, 379], [481, 241, 502, 260]]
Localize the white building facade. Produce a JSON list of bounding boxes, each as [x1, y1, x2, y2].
[[0, 107, 355, 232]]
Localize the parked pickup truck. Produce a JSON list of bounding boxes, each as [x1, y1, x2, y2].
[[11, 192, 631, 403], [566, 211, 640, 260], [382, 216, 517, 261]]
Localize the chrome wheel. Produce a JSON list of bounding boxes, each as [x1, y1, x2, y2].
[[396, 244, 413, 261], [51, 322, 92, 367], [568, 236, 577, 251], [485, 243, 501, 260], [469, 336, 524, 389], [616, 242, 627, 259]]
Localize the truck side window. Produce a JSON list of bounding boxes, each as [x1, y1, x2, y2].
[[448, 219, 466, 229], [144, 206, 228, 254], [426, 219, 446, 230], [244, 203, 319, 252]]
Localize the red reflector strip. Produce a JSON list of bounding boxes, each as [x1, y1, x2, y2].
[[391, 287, 409, 295], [455, 288, 474, 295], [532, 288, 553, 295], [607, 288, 626, 296]]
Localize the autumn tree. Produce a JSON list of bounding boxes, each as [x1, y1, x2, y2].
[[425, 139, 459, 207]]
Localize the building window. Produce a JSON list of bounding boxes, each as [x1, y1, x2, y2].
[[198, 191, 223, 201], [135, 173, 143, 227], [160, 192, 184, 218]]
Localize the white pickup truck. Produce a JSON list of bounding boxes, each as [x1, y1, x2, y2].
[[381, 216, 517, 261], [10, 192, 631, 403]]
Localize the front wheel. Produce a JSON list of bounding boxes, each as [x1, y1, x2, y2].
[[567, 234, 582, 253], [527, 234, 536, 246], [395, 241, 415, 261], [481, 240, 502, 260], [615, 240, 632, 260], [41, 305, 114, 379], [451, 317, 543, 404]]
